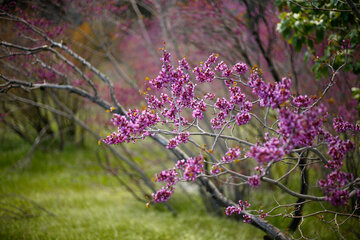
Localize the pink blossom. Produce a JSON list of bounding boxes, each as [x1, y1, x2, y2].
[[248, 175, 261, 188], [152, 186, 174, 203], [248, 138, 285, 164], [235, 112, 251, 126], [222, 148, 241, 163], [233, 62, 248, 75]]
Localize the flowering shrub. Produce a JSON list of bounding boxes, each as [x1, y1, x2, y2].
[[104, 49, 360, 237]]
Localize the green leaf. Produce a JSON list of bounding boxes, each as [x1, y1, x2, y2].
[[316, 29, 324, 43], [291, 5, 301, 13], [351, 87, 360, 100], [303, 24, 314, 34], [307, 39, 314, 49], [275, 0, 283, 7], [282, 27, 291, 39], [353, 62, 360, 74], [349, 29, 359, 46], [344, 63, 352, 72], [304, 51, 310, 63], [292, 36, 303, 52], [319, 65, 329, 78]]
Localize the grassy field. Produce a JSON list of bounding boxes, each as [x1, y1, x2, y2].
[[1, 134, 359, 240], [0, 135, 265, 240]]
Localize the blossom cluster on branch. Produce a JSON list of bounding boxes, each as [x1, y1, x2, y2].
[[104, 49, 359, 221]]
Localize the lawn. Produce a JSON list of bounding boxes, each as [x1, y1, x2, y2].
[[0, 135, 264, 240]]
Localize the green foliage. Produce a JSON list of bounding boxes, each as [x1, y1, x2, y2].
[[352, 87, 360, 118], [276, 0, 360, 78]]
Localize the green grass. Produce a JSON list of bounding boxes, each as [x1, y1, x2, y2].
[[1, 134, 358, 240], [0, 134, 264, 240]]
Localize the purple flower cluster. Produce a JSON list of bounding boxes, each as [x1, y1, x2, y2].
[[210, 93, 252, 129], [316, 130, 356, 206], [175, 159, 186, 170], [103, 110, 160, 144], [242, 214, 252, 223], [292, 95, 313, 108], [235, 112, 251, 126], [193, 66, 216, 83], [149, 50, 174, 89], [145, 50, 212, 125], [177, 81, 195, 106], [318, 170, 353, 206], [215, 61, 248, 77], [278, 104, 327, 148], [233, 62, 248, 75], [222, 147, 241, 163], [215, 61, 233, 77], [146, 95, 164, 110], [155, 168, 178, 187], [225, 200, 252, 223], [323, 131, 354, 169], [258, 210, 268, 220], [248, 174, 261, 188], [191, 99, 207, 119], [248, 166, 264, 187], [210, 164, 221, 175], [151, 155, 205, 203], [248, 70, 292, 109], [247, 137, 285, 164], [229, 86, 245, 105], [178, 57, 190, 71], [193, 53, 218, 83], [205, 53, 219, 66], [333, 117, 360, 133], [225, 200, 251, 215], [211, 98, 233, 129], [215, 61, 227, 72], [151, 53, 252, 131], [147, 51, 195, 124], [210, 112, 228, 129], [254, 166, 264, 174], [183, 155, 205, 181], [215, 97, 233, 113], [157, 156, 204, 182], [225, 206, 242, 216], [152, 186, 174, 203], [204, 92, 216, 100], [167, 132, 190, 149], [242, 101, 253, 112]]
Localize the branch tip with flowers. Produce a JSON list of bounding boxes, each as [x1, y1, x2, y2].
[[104, 48, 360, 239]]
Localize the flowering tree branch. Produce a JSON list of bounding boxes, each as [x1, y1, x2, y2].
[[103, 48, 360, 239]]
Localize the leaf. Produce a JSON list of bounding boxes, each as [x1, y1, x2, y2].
[[303, 23, 314, 34], [353, 62, 360, 74], [307, 39, 314, 49], [292, 36, 302, 52], [304, 51, 310, 63], [344, 63, 352, 72], [275, 0, 283, 7], [282, 27, 291, 39], [319, 65, 329, 77], [291, 5, 301, 13], [316, 29, 324, 43]]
